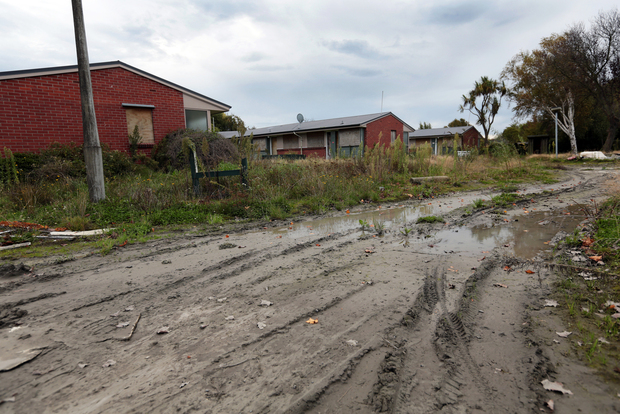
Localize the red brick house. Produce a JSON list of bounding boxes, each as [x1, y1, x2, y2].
[[409, 126, 482, 155], [221, 112, 414, 158], [0, 61, 231, 154]]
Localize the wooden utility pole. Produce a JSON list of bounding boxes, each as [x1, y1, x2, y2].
[[71, 0, 105, 202]]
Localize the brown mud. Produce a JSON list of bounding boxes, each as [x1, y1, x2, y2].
[[1, 166, 619, 413]]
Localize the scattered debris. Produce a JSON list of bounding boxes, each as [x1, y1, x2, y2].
[[541, 379, 573, 395], [260, 300, 273, 306], [116, 322, 130, 328], [346, 339, 358, 346], [217, 298, 227, 303], [493, 283, 508, 288], [0, 397, 16, 404], [219, 243, 237, 250], [156, 327, 170, 334], [556, 331, 572, 338], [598, 337, 610, 345], [102, 360, 116, 368], [125, 306, 134, 312], [546, 399, 554, 411], [162, 260, 171, 264], [306, 318, 318, 324], [525, 270, 535, 274], [225, 316, 235, 321], [78, 363, 88, 369], [200, 324, 207, 329], [544, 300, 559, 307], [0, 242, 31, 251], [180, 382, 188, 388], [0, 348, 43, 372], [257, 322, 267, 330]]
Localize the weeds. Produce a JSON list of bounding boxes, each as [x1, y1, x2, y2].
[[416, 215, 444, 224]]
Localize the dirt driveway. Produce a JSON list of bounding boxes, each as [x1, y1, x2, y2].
[[1, 167, 618, 413]]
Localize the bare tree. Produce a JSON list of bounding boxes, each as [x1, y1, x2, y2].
[[459, 76, 509, 146], [562, 9, 620, 152]]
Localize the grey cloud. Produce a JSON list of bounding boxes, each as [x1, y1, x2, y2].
[[242, 52, 267, 63], [333, 65, 382, 77], [322, 39, 383, 59], [425, 2, 487, 25]]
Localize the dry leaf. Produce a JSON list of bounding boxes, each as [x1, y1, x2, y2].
[[365, 249, 374, 253], [315, 244, 321, 247], [589, 255, 603, 261], [541, 379, 573, 395], [306, 318, 318, 324], [526, 270, 535, 274], [503, 266, 511, 271]]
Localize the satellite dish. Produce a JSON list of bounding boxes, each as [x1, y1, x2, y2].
[[297, 113, 304, 123]]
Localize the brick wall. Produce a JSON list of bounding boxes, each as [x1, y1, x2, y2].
[[0, 67, 186, 154], [364, 115, 404, 148]]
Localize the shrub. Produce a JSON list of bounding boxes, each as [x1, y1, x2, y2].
[[153, 129, 239, 171]]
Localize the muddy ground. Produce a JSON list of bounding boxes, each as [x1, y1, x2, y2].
[[1, 166, 619, 414]]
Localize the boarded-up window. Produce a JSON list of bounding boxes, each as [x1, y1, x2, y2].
[[391, 130, 396, 143], [306, 132, 324, 148], [254, 138, 267, 151], [282, 134, 298, 149], [339, 129, 360, 146], [125, 107, 154, 144]]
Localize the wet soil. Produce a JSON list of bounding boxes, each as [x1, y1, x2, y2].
[[1, 166, 619, 413]]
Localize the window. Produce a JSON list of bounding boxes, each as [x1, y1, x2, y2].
[[185, 110, 209, 131], [124, 105, 154, 145], [390, 130, 396, 143]]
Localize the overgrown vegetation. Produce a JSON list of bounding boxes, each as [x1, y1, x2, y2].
[[552, 191, 620, 376], [0, 138, 577, 256]]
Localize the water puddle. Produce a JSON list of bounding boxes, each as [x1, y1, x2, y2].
[[414, 205, 585, 258], [269, 203, 441, 239], [258, 200, 586, 259]]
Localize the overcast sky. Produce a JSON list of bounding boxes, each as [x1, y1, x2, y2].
[[1, 1, 617, 133]]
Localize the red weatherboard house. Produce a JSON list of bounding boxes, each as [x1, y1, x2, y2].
[[0, 61, 231, 154], [220, 112, 415, 158]]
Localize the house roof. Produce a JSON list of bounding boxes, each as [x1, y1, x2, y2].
[[410, 126, 476, 138], [220, 112, 415, 138], [0, 60, 231, 112]]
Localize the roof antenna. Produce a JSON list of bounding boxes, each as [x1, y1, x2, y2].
[[381, 91, 384, 112]]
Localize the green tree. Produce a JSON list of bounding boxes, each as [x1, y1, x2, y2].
[[459, 76, 509, 147], [212, 113, 246, 132], [502, 35, 580, 154], [446, 118, 470, 127], [419, 122, 432, 129]]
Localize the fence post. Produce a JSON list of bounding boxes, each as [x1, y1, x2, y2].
[[241, 158, 248, 187], [189, 149, 201, 196]]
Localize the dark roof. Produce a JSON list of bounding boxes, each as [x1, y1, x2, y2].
[[221, 112, 415, 138], [0, 61, 231, 111], [410, 126, 476, 138]]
